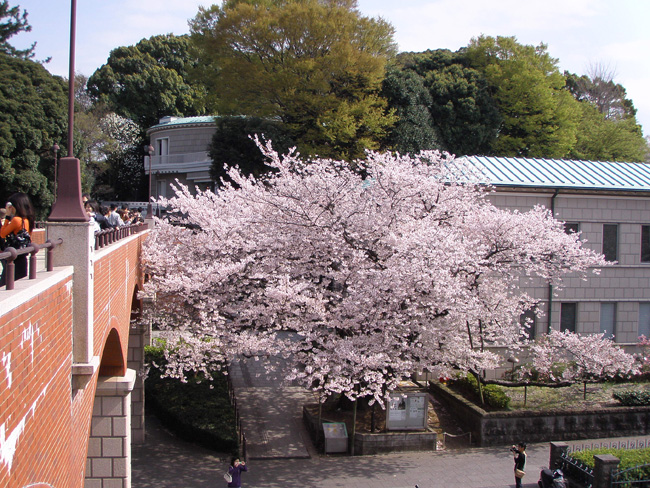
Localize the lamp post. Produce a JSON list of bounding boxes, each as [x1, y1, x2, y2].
[[145, 144, 154, 217], [52, 143, 60, 202]]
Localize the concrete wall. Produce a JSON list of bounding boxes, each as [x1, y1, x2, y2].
[[0, 229, 149, 488], [431, 382, 650, 447]]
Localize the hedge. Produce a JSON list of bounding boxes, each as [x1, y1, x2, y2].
[[144, 345, 239, 454]]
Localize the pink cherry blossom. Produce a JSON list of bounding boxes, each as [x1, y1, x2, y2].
[[142, 141, 615, 405]]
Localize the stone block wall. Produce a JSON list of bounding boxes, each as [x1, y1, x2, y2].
[[431, 382, 650, 447]]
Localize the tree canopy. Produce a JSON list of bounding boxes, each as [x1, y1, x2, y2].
[[395, 49, 501, 156], [190, 0, 397, 160], [464, 35, 581, 158], [0, 53, 67, 217], [0, 1, 35, 60], [142, 143, 617, 405], [209, 116, 296, 183], [87, 34, 206, 130]]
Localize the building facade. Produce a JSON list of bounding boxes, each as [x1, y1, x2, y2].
[[464, 156, 650, 346], [145, 116, 217, 199]]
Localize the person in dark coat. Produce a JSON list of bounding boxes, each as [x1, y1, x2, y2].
[[227, 457, 247, 487], [513, 442, 527, 488]]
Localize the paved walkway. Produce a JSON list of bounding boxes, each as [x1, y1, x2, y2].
[[132, 416, 650, 488], [132, 354, 650, 487], [227, 356, 316, 459]]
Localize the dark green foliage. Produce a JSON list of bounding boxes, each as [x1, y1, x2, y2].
[[209, 116, 296, 184], [0, 53, 67, 218], [0, 1, 34, 59], [144, 345, 238, 454], [453, 374, 511, 410], [97, 143, 148, 201], [391, 50, 500, 156], [613, 390, 650, 406], [380, 67, 440, 154], [87, 34, 206, 130]]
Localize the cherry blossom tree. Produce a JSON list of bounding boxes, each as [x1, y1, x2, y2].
[[520, 330, 640, 399], [142, 140, 610, 407]]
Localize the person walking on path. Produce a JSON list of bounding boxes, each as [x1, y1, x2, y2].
[[512, 442, 527, 488], [227, 457, 248, 488]]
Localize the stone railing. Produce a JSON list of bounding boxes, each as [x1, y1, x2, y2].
[[0, 238, 63, 291], [94, 222, 149, 250]]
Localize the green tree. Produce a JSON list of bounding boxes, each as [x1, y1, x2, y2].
[[0, 53, 67, 217], [570, 102, 648, 162], [400, 49, 501, 156], [87, 34, 205, 130], [465, 36, 581, 158], [0, 1, 35, 59], [209, 116, 296, 183], [190, 0, 397, 160], [380, 67, 440, 154], [565, 67, 637, 121]]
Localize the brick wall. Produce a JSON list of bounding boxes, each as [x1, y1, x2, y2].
[[0, 231, 148, 488], [0, 273, 83, 488]]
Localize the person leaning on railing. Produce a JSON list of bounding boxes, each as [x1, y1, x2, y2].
[[0, 192, 35, 286]]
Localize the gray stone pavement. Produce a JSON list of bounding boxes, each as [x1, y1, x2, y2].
[[227, 357, 316, 459], [132, 352, 650, 487], [132, 416, 650, 488]]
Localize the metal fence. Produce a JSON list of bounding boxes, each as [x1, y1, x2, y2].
[[0, 238, 63, 291], [560, 450, 594, 488], [568, 439, 650, 453], [226, 367, 248, 461], [611, 464, 650, 488], [94, 222, 148, 250]]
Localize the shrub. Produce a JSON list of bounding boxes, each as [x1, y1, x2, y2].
[[570, 447, 650, 482], [144, 344, 238, 454], [453, 374, 511, 410], [613, 390, 650, 406]]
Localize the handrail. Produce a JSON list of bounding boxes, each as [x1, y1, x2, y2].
[[0, 238, 64, 291], [560, 451, 594, 488], [612, 463, 650, 487], [94, 222, 149, 250]]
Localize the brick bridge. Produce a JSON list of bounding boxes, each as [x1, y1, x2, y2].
[[0, 220, 150, 488]]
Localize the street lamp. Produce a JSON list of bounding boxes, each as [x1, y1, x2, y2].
[[52, 143, 60, 202], [144, 144, 154, 218]]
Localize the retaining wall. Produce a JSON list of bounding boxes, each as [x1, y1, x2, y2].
[[430, 383, 650, 447], [303, 405, 437, 455]]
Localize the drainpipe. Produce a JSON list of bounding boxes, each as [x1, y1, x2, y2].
[[547, 188, 560, 334]]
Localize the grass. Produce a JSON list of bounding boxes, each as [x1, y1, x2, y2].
[[483, 380, 650, 411]]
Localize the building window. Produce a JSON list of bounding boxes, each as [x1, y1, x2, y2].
[[639, 303, 650, 339], [156, 137, 169, 156], [600, 303, 616, 339], [560, 303, 577, 333], [602, 224, 618, 262], [519, 309, 536, 339], [564, 222, 580, 234], [156, 179, 167, 199], [642, 226, 650, 263]]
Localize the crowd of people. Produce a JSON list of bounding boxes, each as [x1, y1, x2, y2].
[[82, 194, 145, 234]]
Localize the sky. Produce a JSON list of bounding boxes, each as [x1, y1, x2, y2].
[[10, 0, 650, 136]]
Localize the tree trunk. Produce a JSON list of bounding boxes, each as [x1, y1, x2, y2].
[[351, 399, 357, 456], [472, 371, 485, 405]]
